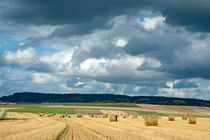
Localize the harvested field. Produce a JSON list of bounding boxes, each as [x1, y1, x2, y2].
[[0, 107, 21, 110], [100, 110, 127, 115], [0, 112, 66, 140], [74, 109, 102, 115], [0, 110, 5, 118], [189, 106, 210, 115], [137, 104, 181, 114], [123, 111, 139, 115], [1, 112, 210, 140], [166, 105, 204, 115], [62, 114, 210, 140]]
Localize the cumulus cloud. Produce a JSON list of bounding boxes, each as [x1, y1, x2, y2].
[[32, 73, 63, 84], [0, 0, 210, 99], [2, 47, 37, 67]]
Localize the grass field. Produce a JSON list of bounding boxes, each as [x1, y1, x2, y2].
[[0, 104, 74, 114]]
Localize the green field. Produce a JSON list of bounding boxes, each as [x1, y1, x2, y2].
[[46, 102, 139, 107], [0, 103, 137, 114], [0, 104, 74, 114]]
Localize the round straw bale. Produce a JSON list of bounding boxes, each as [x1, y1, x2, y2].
[[144, 115, 158, 126], [76, 113, 82, 118], [110, 114, 118, 122], [182, 115, 188, 120], [102, 114, 108, 118], [89, 114, 94, 118], [189, 117, 196, 124], [168, 115, 175, 121], [60, 114, 65, 118]]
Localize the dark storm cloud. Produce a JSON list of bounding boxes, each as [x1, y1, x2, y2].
[[124, 30, 189, 64], [0, 0, 210, 33], [155, 0, 210, 32], [49, 19, 112, 37], [0, 0, 144, 25]]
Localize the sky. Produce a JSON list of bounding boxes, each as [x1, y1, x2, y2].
[[0, 0, 210, 99]]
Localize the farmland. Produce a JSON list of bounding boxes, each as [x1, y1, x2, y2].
[[1, 112, 210, 140], [1, 103, 210, 139]]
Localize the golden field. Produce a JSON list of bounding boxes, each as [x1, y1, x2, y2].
[[1, 112, 210, 140]]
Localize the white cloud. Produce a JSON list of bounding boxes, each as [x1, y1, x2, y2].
[[32, 73, 63, 84], [139, 16, 165, 30], [112, 38, 128, 48], [79, 58, 108, 76], [158, 87, 210, 100], [4, 47, 37, 67], [75, 82, 85, 87], [39, 49, 73, 72]]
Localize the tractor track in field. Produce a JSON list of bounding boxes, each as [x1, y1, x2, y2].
[[56, 124, 70, 140]]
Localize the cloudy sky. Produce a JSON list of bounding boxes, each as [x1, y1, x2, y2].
[[0, 0, 210, 99]]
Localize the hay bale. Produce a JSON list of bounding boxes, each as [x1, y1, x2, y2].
[[131, 115, 138, 119], [76, 113, 82, 118], [123, 115, 127, 118], [189, 117, 196, 124], [182, 115, 188, 120], [168, 115, 175, 121], [89, 114, 94, 118], [144, 115, 158, 126], [109, 114, 118, 122], [102, 114, 108, 118], [39, 113, 44, 117], [47, 114, 53, 117], [60, 114, 65, 118]]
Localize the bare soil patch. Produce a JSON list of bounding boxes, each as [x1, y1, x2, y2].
[[166, 105, 204, 115], [74, 109, 102, 115]]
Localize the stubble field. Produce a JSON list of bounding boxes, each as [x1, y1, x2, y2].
[[1, 112, 210, 140]]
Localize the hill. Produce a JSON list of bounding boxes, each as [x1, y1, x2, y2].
[[1, 92, 210, 106]]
